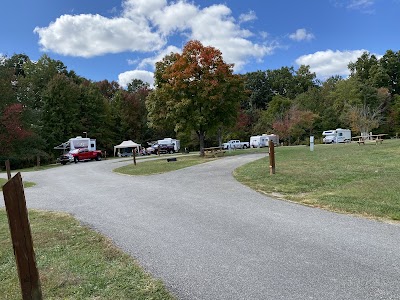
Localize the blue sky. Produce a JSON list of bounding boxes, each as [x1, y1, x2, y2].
[[1, 0, 399, 87]]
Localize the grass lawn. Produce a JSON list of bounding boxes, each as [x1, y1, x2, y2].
[[114, 155, 217, 175], [114, 148, 269, 176], [0, 178, 35, 190], [0, 164, 61, 174], [0, 209, 175, 300], [234, 139, 400, 221]]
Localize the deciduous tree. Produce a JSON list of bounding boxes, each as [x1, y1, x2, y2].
[[146, 40, 244, 156]]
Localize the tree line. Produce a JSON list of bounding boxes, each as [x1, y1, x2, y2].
[[1, 41, 399, 166]]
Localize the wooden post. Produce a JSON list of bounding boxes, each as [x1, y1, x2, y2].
[[5, 159, 11, 180], [2, 173, 42, 300], [36, 155, 40, 167], [133, 148, 137, 165], [269, 140, 276, 175]]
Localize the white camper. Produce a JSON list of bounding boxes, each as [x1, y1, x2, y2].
[[54, 136, 97, 152], [250, 135, 268, 148], [250, 134, 279, 148], [262, 134, 280, 146], [322, 129, 351, 144], [157, 138, 180, 152]]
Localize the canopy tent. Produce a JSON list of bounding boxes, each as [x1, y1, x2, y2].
[[113, 140, 140, 156]]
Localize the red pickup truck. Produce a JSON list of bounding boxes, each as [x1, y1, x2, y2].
[[60, 148, 102, 164]]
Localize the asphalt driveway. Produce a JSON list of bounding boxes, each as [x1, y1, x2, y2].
[[1, 154, 400, 299]]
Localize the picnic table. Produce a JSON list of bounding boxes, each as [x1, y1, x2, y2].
[[203, 146, 226, 157], [352, 134, 387, 145]]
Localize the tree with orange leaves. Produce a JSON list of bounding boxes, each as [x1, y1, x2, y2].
[[146, 40, 244, 156]]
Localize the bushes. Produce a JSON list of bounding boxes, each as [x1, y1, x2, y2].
[[0, 153, 53, 171]]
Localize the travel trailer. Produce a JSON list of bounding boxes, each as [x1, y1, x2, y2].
[[250, 135, 268, 148], [250, 134, 279, 148]]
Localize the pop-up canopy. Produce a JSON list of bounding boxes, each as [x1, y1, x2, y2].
[[113, 140, 140, 156]]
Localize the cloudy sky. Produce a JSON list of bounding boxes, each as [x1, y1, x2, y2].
[[2, 0, 399, 87]]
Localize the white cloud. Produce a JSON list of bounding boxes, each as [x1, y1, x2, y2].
[[34, 14, 164, 57], [188, 4, 276, 71], [34, 0, 277, 74], [118, 69, 154, 88], [347, 0, 374, 10], [239, 11, 257, 23], [137, 45, 181, 69], [150, 1, 198, 35], [331, 0, 375, 13], [289, 29, 315, 42], [295, 49, 370, 79]]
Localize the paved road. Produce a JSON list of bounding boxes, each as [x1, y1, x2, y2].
[[1, 155, 400, 299]]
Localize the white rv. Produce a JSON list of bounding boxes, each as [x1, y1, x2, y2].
[[322, 129, 351, 144]]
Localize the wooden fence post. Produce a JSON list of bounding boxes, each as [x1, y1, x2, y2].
[[2, 173, 42, 300], [269, 140, 276, 175], [5, 159, 11, 180]]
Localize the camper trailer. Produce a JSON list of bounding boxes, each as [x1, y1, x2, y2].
[[250, 134, 279, 148], [250, 135, 268, 148], [262, 134, 279, 146], [322, 129, 351, 144]]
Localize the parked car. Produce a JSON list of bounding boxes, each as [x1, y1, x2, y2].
[[146, 143, 175, 154]]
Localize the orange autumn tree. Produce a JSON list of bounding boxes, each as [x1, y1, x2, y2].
[[146, 40, 244, 156]]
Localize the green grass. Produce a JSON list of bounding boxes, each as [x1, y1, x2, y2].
[[0, 209, 175, 300], [234, 140, 400, 221], [0, 178, 35, 191], [114, 155, 216, 175], [0, 164, 61, 174]]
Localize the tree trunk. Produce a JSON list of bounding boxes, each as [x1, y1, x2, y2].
[[218, 127, 222, 148], [197, 130, 205, 157]]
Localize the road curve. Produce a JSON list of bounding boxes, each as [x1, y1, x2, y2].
[[1, 154, 400, 299]]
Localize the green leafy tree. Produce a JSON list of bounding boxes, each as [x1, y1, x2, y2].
[[78, 80, 113, 150], [253, 95, 292, 134], [146, 40, 244, 156], [243, 70, 270, 109], [379, 50, 400, 96], [41, 74, 80, 152], [266, 66, 297, 99]]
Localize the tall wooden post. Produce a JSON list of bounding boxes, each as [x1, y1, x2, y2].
[[3, 173, 42, 300], [269, 140, 276, 175], [133, 148, 137, 165], [36, 155, 40, 167], [5, 159, 11, 180]]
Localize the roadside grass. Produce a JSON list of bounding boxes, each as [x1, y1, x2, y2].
[[114, 155, 216, 175], [0, 178, 35, 190], [0, 209, 175, 300], [0, 164, 60, 173], [234, 140, 400, 221]]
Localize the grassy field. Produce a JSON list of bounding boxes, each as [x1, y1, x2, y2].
[[0, 178, 35, 190], [0, 209, 175, 300], [114, 148, 269, 175], [114, 155, 217, 175], [234, 140, 400, 221]]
